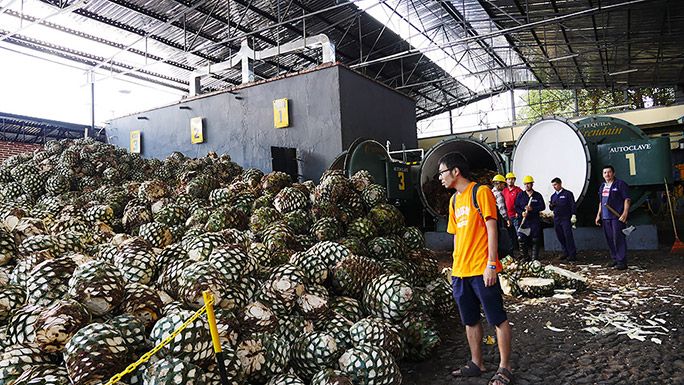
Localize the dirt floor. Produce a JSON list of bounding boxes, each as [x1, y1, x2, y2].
[[400, 249, 684, 385]]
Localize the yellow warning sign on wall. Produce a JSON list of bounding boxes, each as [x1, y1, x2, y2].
[[130, 130, 141, 153], [273, 98, 289, 128], [190, 117, 204, 144]]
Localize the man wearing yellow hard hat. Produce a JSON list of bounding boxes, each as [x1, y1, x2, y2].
[[502, 172, 522, 256], [491, 174, 514, 259], [514, 175, 546, 260], [491, 174, 508, 220]]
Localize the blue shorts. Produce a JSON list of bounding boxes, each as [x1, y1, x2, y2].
[[452, 276, 507, 326]]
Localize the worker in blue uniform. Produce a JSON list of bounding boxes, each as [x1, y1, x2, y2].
[[549, 177, 577, 262], [595, 165, 631, 270], [514, 175, 546, 261]]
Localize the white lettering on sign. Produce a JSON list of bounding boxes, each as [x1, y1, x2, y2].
[[582, 122, 611, 128], [609, 143, 651, 153]]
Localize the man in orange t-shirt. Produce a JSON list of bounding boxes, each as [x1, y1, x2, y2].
[[439, 152, 513, 385]]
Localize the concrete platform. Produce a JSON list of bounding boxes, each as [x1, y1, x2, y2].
[[543, 225, 658, 251], [426, 225, 659, 252]]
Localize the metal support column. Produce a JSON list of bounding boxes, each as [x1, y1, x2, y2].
[[510, 89, 516, 125], [88, 70, 94, 138], [448, 109, 454, 135]]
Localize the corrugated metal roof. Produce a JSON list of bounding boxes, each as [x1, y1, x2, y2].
[[0, 111, 106, 143], [0, 0, 682, 120]]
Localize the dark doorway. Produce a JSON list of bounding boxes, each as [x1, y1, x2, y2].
[[271, 146, 299, 182]]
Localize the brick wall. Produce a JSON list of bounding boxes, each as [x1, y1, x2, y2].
[[0, 141, 42, 161]]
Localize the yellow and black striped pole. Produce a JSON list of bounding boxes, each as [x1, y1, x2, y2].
[[203, 291, 228, 385]]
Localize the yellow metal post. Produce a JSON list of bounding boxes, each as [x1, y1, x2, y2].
[[203, 291, 228, 385], [104, 301, 211, 385]]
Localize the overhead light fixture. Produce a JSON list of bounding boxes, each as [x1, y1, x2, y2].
[[179, 106, 192, 110], [137, 116, 149, 120], [609, 68, 639, 76], [548, 53, 579, 62]]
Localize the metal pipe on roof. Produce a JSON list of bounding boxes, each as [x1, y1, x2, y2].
[[188, 34, 336, 96]]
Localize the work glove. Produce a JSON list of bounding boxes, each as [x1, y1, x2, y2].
[[571, 214, 577, 229]]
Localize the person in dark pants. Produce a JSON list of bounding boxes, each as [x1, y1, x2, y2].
[[514, 175, 545, 261], [439, 153, 514, 385], [549, 177, 577, 262], [502, 172, 522, 256], [595, 165, 631, 270]]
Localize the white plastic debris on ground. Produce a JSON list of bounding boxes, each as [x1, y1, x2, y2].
[[506, 263, 681, 344], [573, 264, 680, 344]]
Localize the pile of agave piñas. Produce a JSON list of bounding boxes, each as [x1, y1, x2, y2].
[[0, 138, 457, 385]]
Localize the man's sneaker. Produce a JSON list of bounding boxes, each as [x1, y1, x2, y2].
[[604, 261, 617, 268], [615, 263, 627, 270]]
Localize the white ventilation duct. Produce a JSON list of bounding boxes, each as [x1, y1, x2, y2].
[[189, 34, 336, 96]]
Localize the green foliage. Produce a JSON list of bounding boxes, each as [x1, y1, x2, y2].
[[518, 87, 676, 123]]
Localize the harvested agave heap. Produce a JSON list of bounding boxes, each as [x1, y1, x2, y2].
[[0, 138, 455, 385]]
